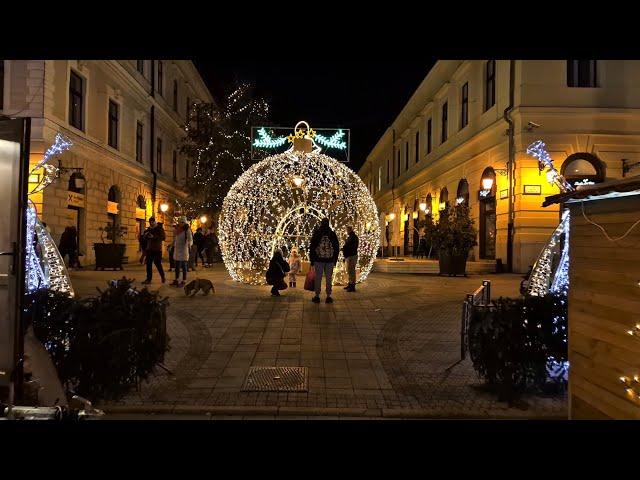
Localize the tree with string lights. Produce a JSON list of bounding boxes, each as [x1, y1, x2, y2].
[[179, 83, 269, 220]]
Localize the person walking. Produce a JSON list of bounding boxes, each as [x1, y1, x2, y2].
[[193, 227, 206, 266], [141, 217, 166, 285], [342, 225, 359, 292], [59, 226, 80, 270], [266, 248, 290, 296], [171, 216, 193, 287], [287, 247, 301, 288], [309, 217, 339, 304]]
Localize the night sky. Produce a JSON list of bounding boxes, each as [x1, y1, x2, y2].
[[193, 60, 436, 172]]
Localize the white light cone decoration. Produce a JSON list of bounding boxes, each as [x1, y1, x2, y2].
[[220, 141, 379, 286]]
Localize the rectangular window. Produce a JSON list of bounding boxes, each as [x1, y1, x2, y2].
[[108, 100, 119, 149], [186, 96, 190, 124], [378, 166, 382, 191], [136, 122, 143, 163], [396, 149, 400, 177], [69, 70, 84, 131], [405, 142, 409, 170], [387, 158, 390, 183], [156, 138, 162, 173], [427, 118, 432, 154], [484, 60, 495, 111], [461, 82, 469, 129], [567, 60, 597, 87], [0, 60, 4, 109], [157, 60, 164, 96], [173, 80, 178, 111], [441, 102, 448, 143], [136, 60, 144, 74], [173, 150, 177, 180], [415, 131, 419, 163]]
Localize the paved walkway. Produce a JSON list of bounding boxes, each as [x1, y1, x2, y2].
[[69, 263, 567, 419]]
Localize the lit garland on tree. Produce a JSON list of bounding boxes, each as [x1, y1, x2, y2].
[[179, 83, 269, 219], [219, 122, 379, 285]]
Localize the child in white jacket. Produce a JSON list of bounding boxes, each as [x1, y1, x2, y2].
[[288, 248, 302, 288]]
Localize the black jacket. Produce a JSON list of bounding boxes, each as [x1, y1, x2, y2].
[[193, 231, 204, 248], [342, 231, 359, 258], [266, 252, 290, 285], [309, 225, 340, 264]]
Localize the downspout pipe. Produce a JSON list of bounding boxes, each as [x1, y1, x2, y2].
[[150, 60, 157, 208], [503, 60, 516, 273]]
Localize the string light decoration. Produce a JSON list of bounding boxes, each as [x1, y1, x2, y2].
[[526, 140, 574, 193], [219, 122, 379, 285], [25, 133, 75, 297]]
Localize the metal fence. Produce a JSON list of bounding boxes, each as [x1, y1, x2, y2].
[[460, 280, 491, 361]]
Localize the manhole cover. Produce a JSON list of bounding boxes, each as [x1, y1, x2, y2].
[[242, 366, 308, 392]]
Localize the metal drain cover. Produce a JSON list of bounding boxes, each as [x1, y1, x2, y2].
[[242, 366, 308, 392]]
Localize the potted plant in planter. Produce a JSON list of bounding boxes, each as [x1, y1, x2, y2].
[[94, 222, 128, 270], [431, 204, 477, 276]]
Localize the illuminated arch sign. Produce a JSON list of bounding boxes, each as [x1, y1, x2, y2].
[[251, 126, 350, 163]]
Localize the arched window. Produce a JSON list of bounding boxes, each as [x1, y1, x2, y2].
[[561, 153, 605, 186], [108, 185, 119, 203], [456, 179, 469, 205], [439, 187, 449, 211]]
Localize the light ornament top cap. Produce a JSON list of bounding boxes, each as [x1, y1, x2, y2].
[[289, 121, 317, 153]]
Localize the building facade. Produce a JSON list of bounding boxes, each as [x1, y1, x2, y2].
[[359, 60, 640, 273], [0, 60, 213, 265]]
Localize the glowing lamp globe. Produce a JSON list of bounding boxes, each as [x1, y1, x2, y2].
[[200, 215, 208, 224], [419, 202, 427, 212], [160, 202, 169, 213], [219, 149, 380, 286], [481, 177, 494, 191]]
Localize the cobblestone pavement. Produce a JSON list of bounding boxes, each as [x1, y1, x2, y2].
[[70, 263, 567, 418]]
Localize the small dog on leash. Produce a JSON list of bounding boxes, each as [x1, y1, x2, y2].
[[184, 278, 215, 296]]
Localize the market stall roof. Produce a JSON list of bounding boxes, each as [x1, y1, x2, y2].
[[543, 175, 640, 207]]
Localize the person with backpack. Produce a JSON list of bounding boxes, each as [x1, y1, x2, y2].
[[309, 217, 340, 304]]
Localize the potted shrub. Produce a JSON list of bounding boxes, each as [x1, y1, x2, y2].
[[94, 222, 128, 270], [431, 204, 477, 276]]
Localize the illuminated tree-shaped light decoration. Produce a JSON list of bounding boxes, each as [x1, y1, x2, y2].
[[25, 133, 75, 297], [219, 122, 379, 285]]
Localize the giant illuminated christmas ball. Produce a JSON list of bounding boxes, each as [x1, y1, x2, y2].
[[219, 128, 379, 285]]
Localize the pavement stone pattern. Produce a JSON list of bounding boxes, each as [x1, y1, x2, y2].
[[69, 262, 567, 418]]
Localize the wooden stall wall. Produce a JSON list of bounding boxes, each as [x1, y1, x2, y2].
[[568, 195, 640, 419]]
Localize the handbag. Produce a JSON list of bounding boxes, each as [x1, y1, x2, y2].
[[304, 268, 316, 291]]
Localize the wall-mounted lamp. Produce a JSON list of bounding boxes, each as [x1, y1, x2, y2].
[[481, 177, 494, 191], [200, 215, 208, 224], [159, 202, 169, 213], [388, 212, 396, 221], [419, 201, 427, 212]]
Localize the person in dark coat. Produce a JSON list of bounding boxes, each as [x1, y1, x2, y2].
[[341, 225, 359, 292], [193, 227, 206, 266], [203, 230, 215, 267], [141, 217, 166, 284], [59, 226, 80, 269], [309, 217, 340, 304], [266, 248, 290, 296]]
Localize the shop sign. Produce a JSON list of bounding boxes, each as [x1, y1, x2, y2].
[[67, 191, 85, 207], [107, 201, 119, 215], [135, 207, 146, 220]]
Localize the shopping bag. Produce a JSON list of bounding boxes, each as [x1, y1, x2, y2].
[[276, 278, 288, 291], [304, 268, 316, 291]]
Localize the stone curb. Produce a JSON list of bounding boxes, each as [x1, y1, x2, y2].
[[101, 404, 567, 420]]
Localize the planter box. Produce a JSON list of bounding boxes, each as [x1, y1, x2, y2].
[[438, 253, 468, 276], [94, 243, 126, 271]]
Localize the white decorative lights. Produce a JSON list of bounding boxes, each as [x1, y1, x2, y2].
[[26, 133, 75, 297], [219, 122, 379, 286]]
